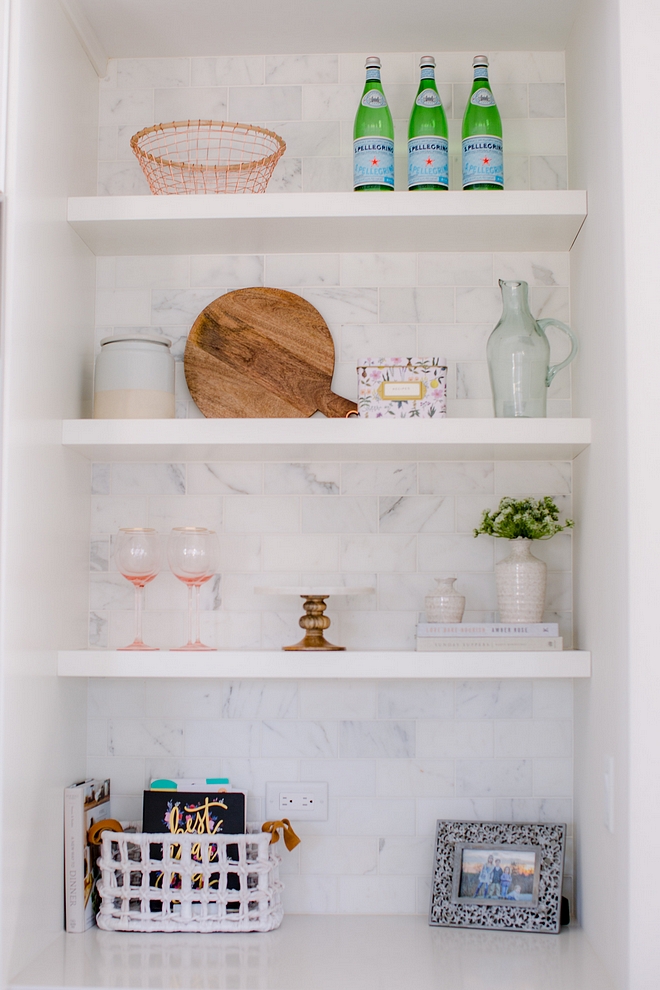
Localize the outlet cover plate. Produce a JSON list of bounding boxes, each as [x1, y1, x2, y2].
[[265, 781, 328, 821]]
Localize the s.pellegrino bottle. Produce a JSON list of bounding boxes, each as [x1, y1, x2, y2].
[[353, 57, 394, 191], [408, 56, 448, 190], [462, 55, 503, 190]]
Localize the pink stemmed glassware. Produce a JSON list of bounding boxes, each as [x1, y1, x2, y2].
[[114, 528, 162, 651], [168, 527, 220, 651]]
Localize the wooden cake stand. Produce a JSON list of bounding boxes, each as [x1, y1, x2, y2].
[[254, 586, 375, 651]]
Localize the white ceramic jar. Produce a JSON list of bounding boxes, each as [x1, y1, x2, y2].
[[94, 334, 175, 418], [425, 577, 466, 623]]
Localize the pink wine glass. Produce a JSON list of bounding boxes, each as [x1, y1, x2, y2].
[[114, 528, 162, 651], [168, 527, 220, 651]]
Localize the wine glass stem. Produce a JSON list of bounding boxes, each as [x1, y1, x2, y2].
[[187, 584, 194, 646], [194, 585, 201, 644], [135, 584, 144, 645]]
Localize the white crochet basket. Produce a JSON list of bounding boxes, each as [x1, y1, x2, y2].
[[96, 829, 283, 933]]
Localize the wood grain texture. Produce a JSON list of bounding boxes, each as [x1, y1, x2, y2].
[[184, 287, 357, 418]]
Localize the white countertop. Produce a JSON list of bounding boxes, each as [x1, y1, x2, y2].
[[11, 916, 614, 990]]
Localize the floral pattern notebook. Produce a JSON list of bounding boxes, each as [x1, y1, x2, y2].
[[357, 358, 447, 418]]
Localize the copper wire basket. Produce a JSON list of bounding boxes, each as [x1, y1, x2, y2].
[[130, 120, 286, 195]]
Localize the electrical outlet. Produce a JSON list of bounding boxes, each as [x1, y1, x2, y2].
[[265, 782, 328, 821]]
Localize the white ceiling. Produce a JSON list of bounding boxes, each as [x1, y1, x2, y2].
[[77, 0, 579, 58]]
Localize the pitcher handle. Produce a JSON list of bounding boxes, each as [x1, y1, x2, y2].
[[537, 318, 579, 386]]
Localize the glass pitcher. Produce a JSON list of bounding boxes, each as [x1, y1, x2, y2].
[[487, 279, 578, 418]]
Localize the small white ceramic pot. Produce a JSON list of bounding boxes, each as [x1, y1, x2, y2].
[[495, 538, 547, 622], [94, 333, 175, 419], [425, 577, 466, 623]]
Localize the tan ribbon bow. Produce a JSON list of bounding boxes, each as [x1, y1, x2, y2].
[[262, 819, 301, 850]]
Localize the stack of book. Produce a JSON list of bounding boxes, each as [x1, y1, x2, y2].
[[416, 622, 562, 651]]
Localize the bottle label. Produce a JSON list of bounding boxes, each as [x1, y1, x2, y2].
[[408, 137, 448, 188], [361, 90, 387, 108], [354, 138, 395, 188], [462, 135, 504, 187], [366, 67, 381, 80], [420, 66, 435, 80], [470, 88, 496, 107], [474, 66, 488, 79], [415, 90, 442, 108]]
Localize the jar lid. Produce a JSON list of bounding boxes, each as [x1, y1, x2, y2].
[[100, 333, 173, 347]]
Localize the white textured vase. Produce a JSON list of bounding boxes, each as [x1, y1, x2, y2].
[[425, 578, 466, 623], [495, 539, 547, 622]]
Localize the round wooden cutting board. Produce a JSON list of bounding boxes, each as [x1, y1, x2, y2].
[[184, 287, 357, 418]]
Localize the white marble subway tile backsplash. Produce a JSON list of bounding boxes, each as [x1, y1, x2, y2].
[[98, 50, 566, 193]]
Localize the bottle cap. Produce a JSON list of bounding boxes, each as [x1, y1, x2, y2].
[[473, 55, 489, 66], [420, 56, 436, 67], [365, 57, 381, 68]]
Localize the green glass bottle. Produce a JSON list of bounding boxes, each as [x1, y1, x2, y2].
[[408, 56, 448, 190], [462, 55, 503, 190], [353, 57, 394, 191]]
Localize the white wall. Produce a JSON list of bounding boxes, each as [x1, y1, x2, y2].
[[0, 0, 97, 978]]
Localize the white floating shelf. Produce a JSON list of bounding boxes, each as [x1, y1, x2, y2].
[[62, 417, 591, 462], [58, 650, 591, 679], [67, 190, 587, 255]]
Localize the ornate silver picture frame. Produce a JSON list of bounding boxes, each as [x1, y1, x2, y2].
[[429, 820, 566, 934]]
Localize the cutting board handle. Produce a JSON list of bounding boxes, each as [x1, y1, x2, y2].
[[316, 390, 358, 418]]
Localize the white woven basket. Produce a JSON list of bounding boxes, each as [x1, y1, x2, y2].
[[96, 829, 283, 933]]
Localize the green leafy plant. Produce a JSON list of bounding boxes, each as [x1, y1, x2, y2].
[[473, 497, 574, 541]]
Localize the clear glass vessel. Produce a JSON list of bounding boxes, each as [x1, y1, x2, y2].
[[353, 57, 394, 191], [168, 527, 220, 651], [487, 280, 579, 418], [114, 528, 162, 650]]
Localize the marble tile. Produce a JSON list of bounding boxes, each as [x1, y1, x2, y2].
[[151, 288, 219, 326], [375, 760, 454, 797], [338, 798, 416, 836], [418, 533, 493, 572], [224, 496, 300, 533], [221, 573, 296, 613], [298, 574, 377, 611], [147, 495, 222, 532], [456, 363, 491, 400], [533, 758, 573, 797], [494, 83, 529, 118], [455, 495, 502, 533], [186, 463, 263, 496], [145, 680, 221, 719], [91, 496, 148, 533], [340, 533, 416, 572], [449, 573, 498, 611], [229, 86, 302, 121], [282, 875, 338, 913], [416, 720, 493, 758], [302, 84, 362, 121], [89, 612, 108, 647], [266, 157, 303, 193], [340, 324, 417, 363], [216, 534, 261, 572], [184, 720, 261, 757], [301, 156, 354, 192], [98, 160, 151, 196], [261, 610, 309, 649], [494, 797, 572, 823], [504, 155, 530, 190], [494, 720, 572, 758], [302, 496, 378, 534], [456, 758, 533, 796], [417, 254, 492, 287], [379, 496, 454, 533], [96, 289, 152, 326], [263, 462, 340, 495], [190, 255, 264, 288], [494, 460, 571, 494], [96, 258, 116, 291], [494, 252, 569, 287], [111, 463, 185, 496], [530, 155, 568, 190], [108, 608, 185, 651], [87, 720, 109, 758], [299, 682, 377, 720], [505, 118, 567, 157], [376, 573, 432, 612], [209, 611, 263, 650], [218, 681, 298, 719], [108, 719, 184, 758], [545, 571, 573, 612], [98, 125, 117, 161], [300, 759, 376, 797], [379, 287, 454, 324], [267, 54, 338, 85], [337, 610, 416, 651], [262, 534, 339, 571], [342, 254, 417, 287], [301, 835, 378, 876], [87, 757, 146, 795], [191, 57, 264, 87], [455, 286, 501, 323], [529, 83, 565, 118], [533, 680, 573, 719], [99, 89, 154, 127], [338, 721, 415, 759], [338, 876, 416, 914], [417, 325, 491, 362], [272, 120, 341, 158], [531, 286, 570, 321], [339, 53, 415, 84], [265, 255, 340, 287], [341, 462, 417, 496], [377, 681, 454, 720], [455, 681, 533, 720], [262, 720, 337, 758], [488, 52, 565, 85], [301, 287, 378, 324], [90, 538, 109, 572], [88, 679, 146, 718], [379, 836, 436, 877], [115, 256, 189, 290], [154, 87, 228, 122], [117, 58, 190, 89], [418, 461, 494, 495], [415, 797, 495, 833]]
